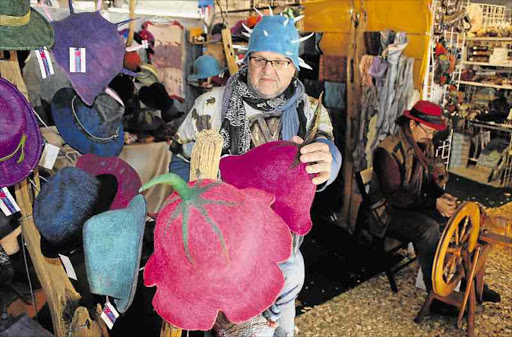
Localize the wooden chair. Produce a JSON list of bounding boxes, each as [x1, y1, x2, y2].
[[355, 167, 417, 293]]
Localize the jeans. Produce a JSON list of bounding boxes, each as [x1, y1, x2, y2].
[[269, 250, 305, 337], [387, 208, 446, 291]]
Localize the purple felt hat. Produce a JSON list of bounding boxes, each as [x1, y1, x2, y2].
[[50, 2, 127, 105], [0, 78, 43, 188], [76, 154, 142, 210]]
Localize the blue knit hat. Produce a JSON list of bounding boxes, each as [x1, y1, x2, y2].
[[34, 167, 100, 258], [83, 194, 146, 313], [244, 14, 313, 70]]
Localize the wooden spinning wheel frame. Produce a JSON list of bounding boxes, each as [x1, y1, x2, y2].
[[432, 202, 481, 297]]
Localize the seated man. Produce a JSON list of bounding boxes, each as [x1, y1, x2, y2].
[[367, 101, 499, 309], [169, 14, 342, 336]]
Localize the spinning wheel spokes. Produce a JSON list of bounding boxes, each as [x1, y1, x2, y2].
[[433, 202, 481, 297]]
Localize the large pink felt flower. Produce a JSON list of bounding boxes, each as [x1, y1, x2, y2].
[[220, 141, 317, 235], [141, 174, 292, 330]]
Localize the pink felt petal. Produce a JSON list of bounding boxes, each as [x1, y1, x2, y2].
[[220, 141, 316, 235], [143, 180, 292, 330]]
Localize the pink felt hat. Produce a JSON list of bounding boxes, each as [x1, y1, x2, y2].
[[75, 154, 141, 210], [0, 78, 43, 188], [141, 174, 292, 330], [220, 141, 317, 235]]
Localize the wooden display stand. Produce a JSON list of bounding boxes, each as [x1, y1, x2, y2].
[[1, 50, 107, 337]]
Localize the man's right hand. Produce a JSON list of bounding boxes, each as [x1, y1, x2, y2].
[[436, 193, 457, 218]]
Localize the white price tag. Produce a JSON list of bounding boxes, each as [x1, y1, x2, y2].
[[100, 300, 120, 329], [69, 47, 86, 73], [59, 254, 77, 280], [0, 187, 20, 217], [38, 143, 60, 170]]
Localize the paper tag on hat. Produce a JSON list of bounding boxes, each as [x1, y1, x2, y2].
[[38, 143, 60, 170], [36, 48, 55, 79], [101, 299, 120, 329], [0, 187, 20, 217], [69, 48, 86, 73], [58, 254, 77, 280]]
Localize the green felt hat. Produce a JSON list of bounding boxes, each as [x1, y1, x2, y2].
[[0, 0, 54, 50]]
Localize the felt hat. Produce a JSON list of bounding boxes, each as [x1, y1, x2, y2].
[[138, 83, 181, 122], [51, 88, 125, 157], [136, 63, 159, 86], [50, 3, 128, 105], [244, 14, 313, 70], [0, 77, 43, 188], [220, 141, 317, 235], [34, 166, 118, 258], [403, 100, 447, 131], [125, 109, 165, 132], [76, 154, 142, 210], [0, 314, 53, 337], [0, 0, 54, 51], [141, 174, 292, 330], [84, 194, 146, 313], [188, 55, 225, 80]]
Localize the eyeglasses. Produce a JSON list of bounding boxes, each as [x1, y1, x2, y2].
[[249, 57, 291, 70], [418, 123, 437, 136]]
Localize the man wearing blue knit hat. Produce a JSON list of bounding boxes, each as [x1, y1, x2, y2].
[[170, 11, 342, 337]]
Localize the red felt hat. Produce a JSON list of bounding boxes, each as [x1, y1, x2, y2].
[[402, 100, 447, 131], [75, 154, 141, 210]]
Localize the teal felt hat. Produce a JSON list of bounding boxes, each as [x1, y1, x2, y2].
[[0, 0, 54, 50], [83, 194, 147, 313], [188, 55, 225, 80]]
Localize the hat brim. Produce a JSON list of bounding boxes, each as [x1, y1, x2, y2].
[[402, 110, 447, 131], [188, 67, 226, 81], [114, 195, 146, 313], [0, 9, 54, 51], [76, 154, 142, 210], [51, 88, 124, 157], [0, 79, 43, 187]]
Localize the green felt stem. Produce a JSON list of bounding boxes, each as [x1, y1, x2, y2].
[[139, 173, 193, 200]]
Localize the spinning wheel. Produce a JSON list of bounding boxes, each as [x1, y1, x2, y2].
[[417, 201, 511, 337], [432, 202, 481, 297]]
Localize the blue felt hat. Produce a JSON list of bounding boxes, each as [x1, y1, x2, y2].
[[83, 194, 146, 313], [244, 15, 312, 70], [51, 88, 124, 157], [188, 55, 225, 80], [34, 167, 100, 258]]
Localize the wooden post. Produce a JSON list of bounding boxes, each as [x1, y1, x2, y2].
[[221, 28, 239, 75], [341, 0, 367, 229], [125, 0, 136, 47], [1, 51, 106, 337]]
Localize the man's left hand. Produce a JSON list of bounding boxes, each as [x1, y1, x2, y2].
[[292, 136, 333, 185]]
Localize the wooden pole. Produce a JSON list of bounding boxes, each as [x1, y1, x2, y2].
[[341, 0, 367, 228], [126, 0, 136, 47], [221, 28, 239, 75]]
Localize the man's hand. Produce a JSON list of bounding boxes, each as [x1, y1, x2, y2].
[[292, 136, 333, 185], [436, 193, 458, 218]]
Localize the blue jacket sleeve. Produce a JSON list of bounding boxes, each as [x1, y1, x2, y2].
[[169, 154, 191, 183], [315, 138, 342, 192]]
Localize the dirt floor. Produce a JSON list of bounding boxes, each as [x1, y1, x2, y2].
[[296, 203, 512, 337]]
